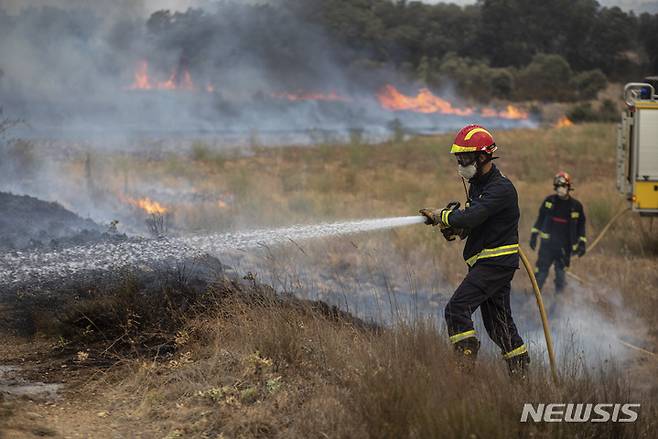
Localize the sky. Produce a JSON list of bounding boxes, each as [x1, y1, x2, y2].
[[420, 0, 658, 13], [0, 0, 657, 15]]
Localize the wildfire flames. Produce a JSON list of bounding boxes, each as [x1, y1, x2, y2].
[[129, 60, 208, 92], [378, 85, 474, 116], [555, 116, 574, 128], [377, 85, 529, 120], [127, 63, 529, 121], [121, 194, 168, 215]]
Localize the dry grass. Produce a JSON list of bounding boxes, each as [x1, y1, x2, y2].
[[10, 123, 655, 437], [76, 123, 656, 325], [94, 292, 654, 438]]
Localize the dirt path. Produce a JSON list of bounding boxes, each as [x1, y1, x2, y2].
[[0, 338, 152, 439]]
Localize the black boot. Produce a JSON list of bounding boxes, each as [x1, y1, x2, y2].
[[506, 351, 530, 380], [453, 337, 480, 373]]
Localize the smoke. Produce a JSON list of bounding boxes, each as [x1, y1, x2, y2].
[[514, 281, 650, 371], [0, 1, 358, 138], [0, 0, 534, 145]]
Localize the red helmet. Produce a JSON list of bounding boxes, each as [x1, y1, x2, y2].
[[554, 171, 571, 188], [450, 124, 497, 154]]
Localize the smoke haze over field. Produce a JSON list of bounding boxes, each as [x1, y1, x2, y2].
[[0, 0, 533, 143]]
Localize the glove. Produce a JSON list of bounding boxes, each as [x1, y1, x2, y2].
[[419, 208, 441, 226], [441, 227, 457, 241], [576, 240, 586, 257], [421, 202, 460, 228], [529, 232, 538, 250], [441, 227, 468, 241]]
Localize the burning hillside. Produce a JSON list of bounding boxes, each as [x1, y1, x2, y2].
[[0, 5, 536, 142], [125, 60, 528, 124]]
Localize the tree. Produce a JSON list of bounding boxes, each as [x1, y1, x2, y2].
[[571, 69, 608, 100], [515, 54, 574, 101], [639, 12, 658, 74], [489, 68, 514, 99]]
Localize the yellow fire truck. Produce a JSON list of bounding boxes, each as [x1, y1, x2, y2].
[[617, 79, 658, 216]]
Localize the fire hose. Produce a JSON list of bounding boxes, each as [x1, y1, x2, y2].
[[519, 246, 559, 383], [566, 206, 631, 283]]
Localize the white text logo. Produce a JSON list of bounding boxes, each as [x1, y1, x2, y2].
[[520, 403, 640, 423]]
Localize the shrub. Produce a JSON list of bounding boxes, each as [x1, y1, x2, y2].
[[515, 53, 574, 101], [571, 69, 608, 100], [489, 67, 514, 99], [567, 100, 619, 123]]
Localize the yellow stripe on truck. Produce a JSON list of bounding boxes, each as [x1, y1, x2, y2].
[[635, 102, 658, 109]]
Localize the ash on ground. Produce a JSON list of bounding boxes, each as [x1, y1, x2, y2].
[[0, 191, 124, 251]]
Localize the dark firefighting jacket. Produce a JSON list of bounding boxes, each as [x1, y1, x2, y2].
[[531, 194, 586, 254], [444, 165, 520, 268]]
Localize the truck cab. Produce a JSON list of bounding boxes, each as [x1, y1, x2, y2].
[[617, 79, 658, 216]]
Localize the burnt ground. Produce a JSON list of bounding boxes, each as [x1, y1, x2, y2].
[[0, 191, 372, 437], [0, 191, 125, 251]]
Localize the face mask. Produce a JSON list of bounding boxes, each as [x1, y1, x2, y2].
[[458, 163, 477, 180], [556, 186, 568, 197]]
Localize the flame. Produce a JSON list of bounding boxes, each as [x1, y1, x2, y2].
[[555, 116, 574, 128], [378, 85, 529, 120], [271, 90, 350, 102], [130, 60, 152, 90], [120, 194, 168, 215], [129, 60, 196, 91], [498, 104, 529, 120], [135, 197, 168, 215], [378, 85, 474, 116], [482, 104, 528, 120]]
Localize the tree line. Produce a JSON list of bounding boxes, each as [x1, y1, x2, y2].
[[285, 0, 658, 101]]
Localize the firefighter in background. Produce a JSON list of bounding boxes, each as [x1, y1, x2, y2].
[[529, 172, 586, 293], [420, 124, 529, 378]]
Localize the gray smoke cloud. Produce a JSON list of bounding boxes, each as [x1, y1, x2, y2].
[[0, 0, 365, 141], [0, 0, 533, 145], [0, 0, 533, 235]]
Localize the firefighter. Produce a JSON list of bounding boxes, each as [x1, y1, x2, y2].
[[420, 124, 529, 377], [529, 172, 586, 293]]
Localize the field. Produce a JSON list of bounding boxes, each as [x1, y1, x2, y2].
[[1, 123, 657, 438]]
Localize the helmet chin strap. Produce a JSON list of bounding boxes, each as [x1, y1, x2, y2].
[[472, 153, 494, 179]]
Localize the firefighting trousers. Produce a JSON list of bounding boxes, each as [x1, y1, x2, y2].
[[535, 246, 568, 293], [445, 264, 524, 355]]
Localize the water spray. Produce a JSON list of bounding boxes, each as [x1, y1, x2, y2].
[[0, 212, 560, 381], [0, 216, 426, 285]]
